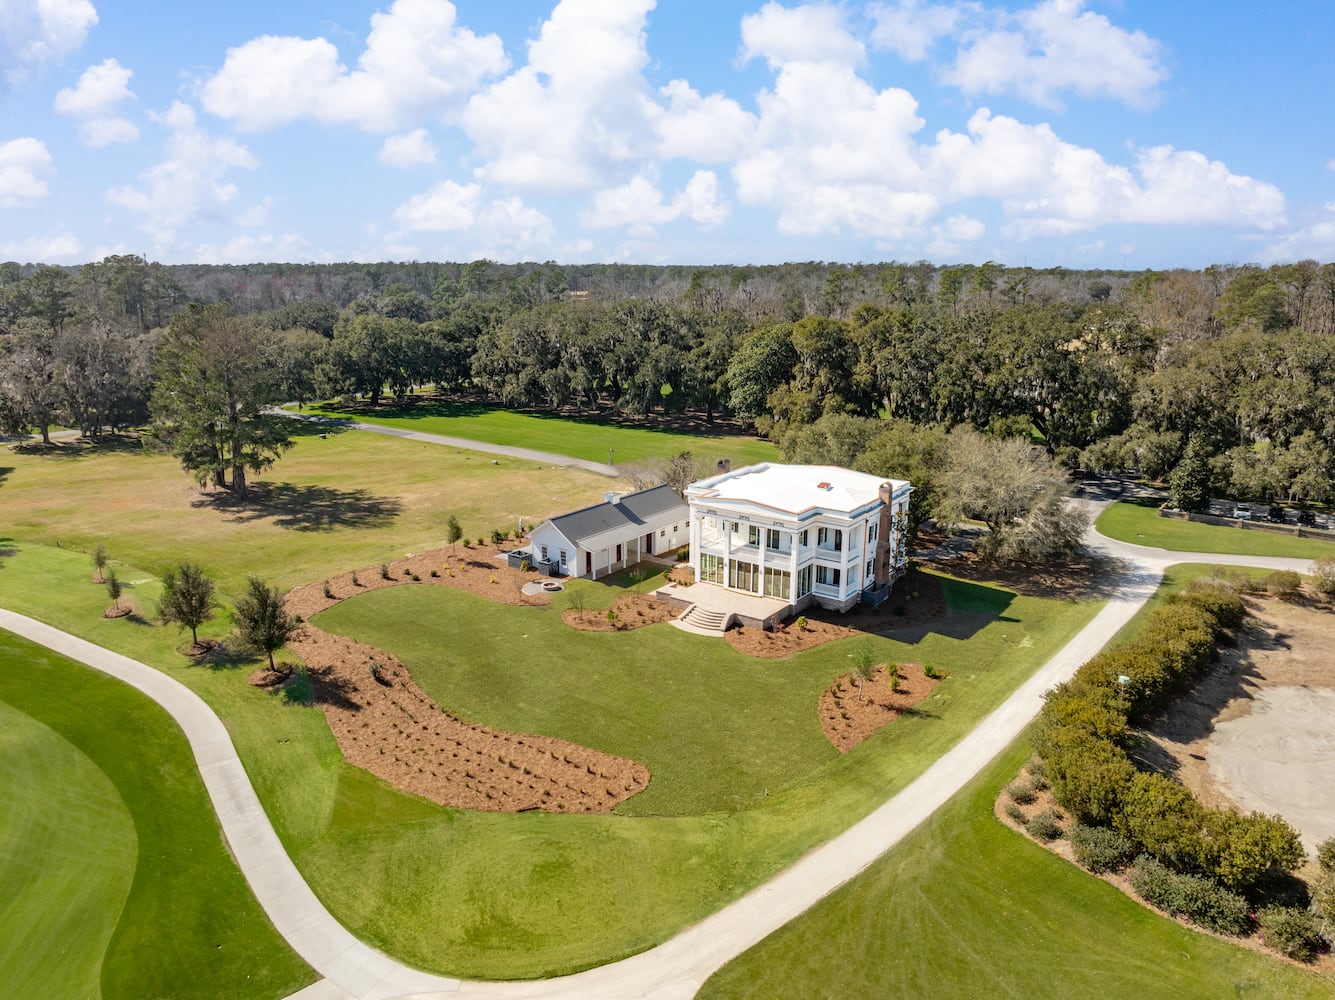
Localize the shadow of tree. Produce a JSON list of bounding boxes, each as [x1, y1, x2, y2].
[[309, 666, 364, 712], [0, 466, 12, 487], [195, 642, 262, 671], [193, 482, 402, 531], [10, 435, 144, 459]]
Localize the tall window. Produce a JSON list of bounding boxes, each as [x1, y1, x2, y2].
[[730, 559, 759, 592], [766, 528, 782, 550], [699, 552, 724, 584], [748, 525, 760, 546], [798, 529, 808, 547], [868, 520, 879, 542], [797, 565, 813, 598], [763, 567, 791, 600], [816, 527, 843, 550]]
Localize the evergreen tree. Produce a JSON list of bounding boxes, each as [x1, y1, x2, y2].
[[233, 576, 297, 670], [1168, 436, 1214, 512], [158, 562, 218, 647]]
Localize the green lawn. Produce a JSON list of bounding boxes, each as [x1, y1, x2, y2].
[[0, 539, 1099, 980], [0, 630, 313, 999], [0, 427, 612, 593], [1097, 498, 1335, 559], [315, 575, 1037, 818], [697, 737, 1335, 1000], [305, 397, 779, 468]]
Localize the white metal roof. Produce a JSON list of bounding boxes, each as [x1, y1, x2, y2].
[[686, 463, 910, 517]]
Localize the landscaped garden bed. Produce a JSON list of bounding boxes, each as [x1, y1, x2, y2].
[[819, 662, 939, 752], [284, 542, 651, 813]]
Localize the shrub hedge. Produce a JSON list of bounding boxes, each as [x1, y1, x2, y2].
[[1257, 905, 1325, 961], [1036, 579, 1302, 893], [1126, 856, 1252, 936]]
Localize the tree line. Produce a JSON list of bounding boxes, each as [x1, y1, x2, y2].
[[3, 254, 1334, 510]]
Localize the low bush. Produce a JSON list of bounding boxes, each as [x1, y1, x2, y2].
[[1173, 579, 1246, 629], [380, 563, 391, 580], [322, 580, 333, 599], [1126, 856, 1251, 935], [490, 528, 506, 544], [1257, 905, 1324, 961], [1311, 868, 1335, 947], [1007, 779, 1037, 805], [1312, 557, 1335, 597], [1318, 837, 1335, 874], [1004, 801, 1025, 825], [1026, 809, 1062, 841], [351, 571, 360, 587], [1069, 823, 1137, 873], [1263, 570, 1303, 599]]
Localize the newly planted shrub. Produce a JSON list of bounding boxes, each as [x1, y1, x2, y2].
[[322, 580, 334, 599], [1007, 779, 1037, 805], [1004, 802, 1025, 825], [1069, 823, 1137, 873], [1026, 808, 1062, 841], [380, 563, 391, 580]]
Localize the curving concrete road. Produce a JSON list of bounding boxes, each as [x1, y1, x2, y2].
[[0, 514, 1319, 1000], [272, 409, 620, 478]]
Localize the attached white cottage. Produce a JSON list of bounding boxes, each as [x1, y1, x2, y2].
[[526, 484, 689, 579], [683, 463, 911, 618]]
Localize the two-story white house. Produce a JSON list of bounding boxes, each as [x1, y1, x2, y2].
[[677, 463, 911, 626]]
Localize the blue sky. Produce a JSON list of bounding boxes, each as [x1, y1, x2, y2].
[[1, 0, 1332, 269]]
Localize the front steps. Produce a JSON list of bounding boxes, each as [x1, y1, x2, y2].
[[672, 604, 731, 636]]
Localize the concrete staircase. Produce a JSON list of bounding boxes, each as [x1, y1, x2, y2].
[[672, 604, 731, 636]]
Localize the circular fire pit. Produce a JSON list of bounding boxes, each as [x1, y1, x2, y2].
[[541, 580, 564, 592]]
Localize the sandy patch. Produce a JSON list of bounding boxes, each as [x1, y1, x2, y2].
[[1208, 686, 1335, 853], [1140, 594, 1335, 850]]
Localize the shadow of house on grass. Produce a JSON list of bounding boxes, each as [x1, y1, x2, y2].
[[854, 574, 1018, 646], [193, 483, 403, 531]]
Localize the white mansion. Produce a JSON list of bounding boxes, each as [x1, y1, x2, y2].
[[683, 463, 912, 618]]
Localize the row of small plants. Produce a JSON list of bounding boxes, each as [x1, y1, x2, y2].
[[1027, 572, 1332, 960]]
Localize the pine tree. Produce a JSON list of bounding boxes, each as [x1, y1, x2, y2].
[[158, 562, 218, 648], [232, 576, 297, 670]]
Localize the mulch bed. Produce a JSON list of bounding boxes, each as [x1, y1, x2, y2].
[[562, 593, 677, 632], [820, 664, 939, 752], [282, 541, 651, 814], [286, 624, 649, 813]]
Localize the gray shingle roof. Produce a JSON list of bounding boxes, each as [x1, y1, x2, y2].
[[547, 484, 685, 544]]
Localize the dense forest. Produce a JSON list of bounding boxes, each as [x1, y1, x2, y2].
[[3, 254, 1334, 511]]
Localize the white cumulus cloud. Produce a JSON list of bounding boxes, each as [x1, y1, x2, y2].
[[54, 57, 138, 145], [379, 128, 436, 167], [462, 0, 660, 190], [583, 170, 729, 236], [943, 0, 1167, 109], [1, 0, 98, 84], [869, 0, 966, 62], [0, 136, 54, 205], [0, 229, 82, 261], [391, 180, 554, 258], [105, 102, 259, 249], [201, 0, 506, 131]]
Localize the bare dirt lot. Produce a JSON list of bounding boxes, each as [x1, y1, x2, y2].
[[1141, 594, 1335, 853]]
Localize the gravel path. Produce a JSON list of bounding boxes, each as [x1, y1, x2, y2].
[[0, 509, 1319, 1000]]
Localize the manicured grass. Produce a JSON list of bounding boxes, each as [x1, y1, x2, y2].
[[305, 397, 779, 468], [697, 737, 1335, 1000], [0, 427, 613, 592], [315, 575, 1049, 818], [1097, 498, 1335, 559], [0, 698, 135, 999], [0, 630, 314, 999], [0, 539, 1099, 980]]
